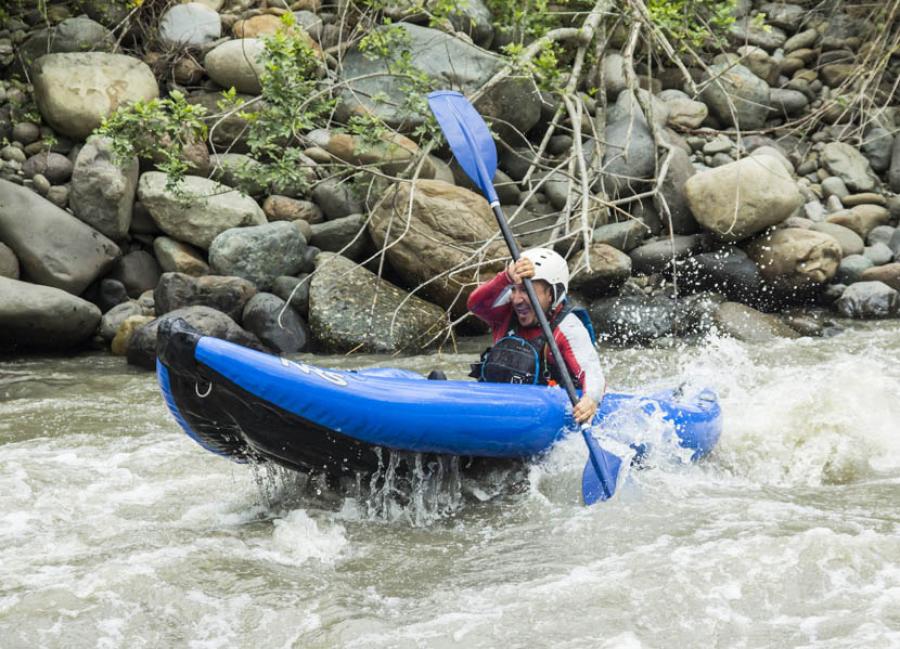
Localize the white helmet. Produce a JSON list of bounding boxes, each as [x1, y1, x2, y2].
[[521, 247, 569, 307]]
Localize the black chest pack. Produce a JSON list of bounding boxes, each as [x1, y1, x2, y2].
[[470, 304, 595, 386]]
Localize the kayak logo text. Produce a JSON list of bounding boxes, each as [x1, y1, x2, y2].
[[280, 358, 349, 386]]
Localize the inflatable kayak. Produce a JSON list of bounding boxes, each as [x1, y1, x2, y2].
[[156, 319, 722, 477]]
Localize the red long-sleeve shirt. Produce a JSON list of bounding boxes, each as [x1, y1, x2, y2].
[[467, 272, 606, 402]]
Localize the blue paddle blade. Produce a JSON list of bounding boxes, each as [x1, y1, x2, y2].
[[427, 90, 499, 205], [581, 427, 623, 505]]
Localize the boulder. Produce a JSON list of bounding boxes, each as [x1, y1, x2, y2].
[[712, 302, 800, 342], [241, 292, 309, 353], [591, 220, 650, 252], [769, 88, 809, 117], [208, 221, 307, 290], [137, 172, 266, 249], [18, 16, 114, 71], [108, 250, 161, 298], [368, 180, 506, 313], [597, 52, 627, 98], [307, 128, 425, 178], [859, 263, 900, 291], [821, 176, 850, 200], [600, 115, 656, 197], [204, 39, 266, 94], [94, 278, 130, 313], [99, 300, 144, 341], [821, 142, 879, 193], [861, 127, 894, 173], [699, 63, 771, 129], [589, 295, 679, 343], [867, 225, 896, 248], [826, 205, 890, 239], [842, 193, 886, 208], [111, 315, 155, 356], [263, 195, 323, 223], [22, 152, 73, 184], [311, 177, 364, 220], [809, 222, 864, 257], [568, 243, 632, 298], [126, 305, 265, 370], [835, 281, 900, 319], [744, 228, 841, 291], [153, 237, 209, 276], [0, 241, 19, 279], [0, 277, 101, 350], [0, 178, 120, 294], [32, 53, 158, 140], [660, 146, 700, 234], [759, 3, 805, 32], [154, 272, 256, 322], [678, 247, 762, 302], [272, 274, 310, 317], [864, 243, 894, 267], [70, 136, 139, 240], [308, 252, 445, 353], [309, 213, 369, 259], [890, 134, 900, 194], [660, 92, 709, 129], [159, 2, 221, 47], [684, 155, 802, 242], [337, 24, 539, 141], [729, 17, 787, 50], [835, 254, 874, 284], [629, 235, 708, 275]]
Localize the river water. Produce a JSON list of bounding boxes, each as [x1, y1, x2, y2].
[[1, 323, 899, 648]]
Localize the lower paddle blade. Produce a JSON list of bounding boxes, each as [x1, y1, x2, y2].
[[581, 429, 623, 505]]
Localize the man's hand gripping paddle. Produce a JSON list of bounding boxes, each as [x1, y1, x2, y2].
[[427, 90, 622, 504]]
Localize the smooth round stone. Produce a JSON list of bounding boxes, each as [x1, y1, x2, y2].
[[821, 176, 849, 200], [843, 193, 887, 208], [0, 145, 26, 162], [11, 122, 40, 145], [32, 173, 51, 195], [835, 254, 874, 284], [867, 225, 896, 247], [46, 185, 69, 208], [864, 242, 894, 266]]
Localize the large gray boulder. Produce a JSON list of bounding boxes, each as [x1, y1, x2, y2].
[[241, 292, 309, 353], [159, 2, 222, 47], [137, 172, 266, 249], [591, 220, 650, 252], [309, 213, 370, 259], [0, 178, 120, 294], [204, 38, 267, 94], [835, 254, 874, 285], [589, 295, 679, 343], [32, 53, 159, 140], [70, 136, 139, 240], [568, 243, 632, 298], [835, 281, 900, 319], [308, 252, 445, 353], [629, 234, 708, 275], [368, 179, 506, 315], [678, 247, 763, 302], [684, 155, 802, 242], [0, 277, 101, 350], [599, 115, 656, 197], [699, 63, 771, 129], [18, 16, 114, 71], [127, 305, 265, 370], [712, 302, 800, 342], [821, 142, 879, 193], [809, 222, 864, 257], [659, 146, 700, 234], [209, 222, 307, 291], [337, 23, 540, 141], [154, 272, 257, 322], [744, 228, 841, 292]]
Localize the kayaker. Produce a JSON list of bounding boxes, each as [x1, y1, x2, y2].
[[467, 247, 605, 424]]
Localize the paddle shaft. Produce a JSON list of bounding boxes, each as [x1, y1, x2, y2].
[[489, 204, 581, 409]]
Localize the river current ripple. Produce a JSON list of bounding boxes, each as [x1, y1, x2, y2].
[[1, 323, 899, 648]]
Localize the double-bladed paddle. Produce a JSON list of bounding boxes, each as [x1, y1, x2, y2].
[[427, 90, 621, 504]]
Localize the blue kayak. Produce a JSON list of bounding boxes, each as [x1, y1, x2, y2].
[[156, 319, 721, 476]]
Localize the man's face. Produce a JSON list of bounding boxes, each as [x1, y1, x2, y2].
[[510, 280, 553, 327]]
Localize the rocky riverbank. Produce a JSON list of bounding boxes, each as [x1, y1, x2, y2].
[[1, 0, 899, 366]]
